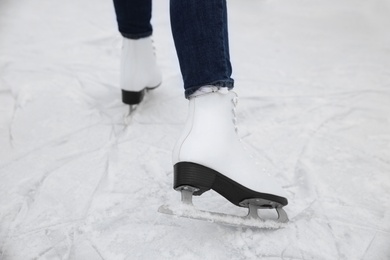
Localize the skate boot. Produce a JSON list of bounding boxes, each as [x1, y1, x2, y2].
[[159, 87, 288, 228], [120, 36, 162, 108]]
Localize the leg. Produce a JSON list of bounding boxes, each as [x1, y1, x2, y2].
[[170, 0, 234, 98], [169, 0, 289, 223]]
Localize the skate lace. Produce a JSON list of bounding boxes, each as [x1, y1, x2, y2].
[[151, 38, 157, 56], [231, 96, 239, 134], [231, 96, 259, 163]]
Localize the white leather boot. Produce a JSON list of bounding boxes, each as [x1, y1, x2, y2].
[[172, 87, 288, 213], [120, 36, 162, 105]]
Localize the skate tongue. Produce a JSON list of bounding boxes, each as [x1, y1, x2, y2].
[[158, 203, 287, 229], [189, 86, 222, 98]]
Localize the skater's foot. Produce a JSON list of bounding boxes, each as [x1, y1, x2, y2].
[[120, 36, 162, 105], [171, 86, 288, 222]]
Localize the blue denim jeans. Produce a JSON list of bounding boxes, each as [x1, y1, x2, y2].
[[113, 0, 153, 39], [113, 0, 234, 98]]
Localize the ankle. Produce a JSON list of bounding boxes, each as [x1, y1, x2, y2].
[[189, 86, 230, 99]]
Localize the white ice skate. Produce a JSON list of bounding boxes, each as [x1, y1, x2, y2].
[[158, 87, 289, 229], [120, 36, 162, 112]]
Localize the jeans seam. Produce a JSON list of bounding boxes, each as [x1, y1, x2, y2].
[[219, 0, 228, 82]]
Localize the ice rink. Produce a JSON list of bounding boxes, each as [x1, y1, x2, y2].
[[1, 0, 390, 259]]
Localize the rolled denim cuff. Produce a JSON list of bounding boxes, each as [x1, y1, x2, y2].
[[121, 31, 153, 40], [184, 79, 234, 99]]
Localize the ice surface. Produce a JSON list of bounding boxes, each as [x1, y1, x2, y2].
[[1, 0, 390, 259], [158, 203, 288, 230]]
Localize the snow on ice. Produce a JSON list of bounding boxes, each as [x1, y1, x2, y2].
[[1, 0, 390, 259]]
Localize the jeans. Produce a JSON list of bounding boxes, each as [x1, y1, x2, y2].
[[113, 0, 234, 98], [113, 0, 153, 39]]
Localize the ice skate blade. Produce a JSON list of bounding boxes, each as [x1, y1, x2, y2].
[[124, 105, 138, 123], [158, 203, 288, 229]]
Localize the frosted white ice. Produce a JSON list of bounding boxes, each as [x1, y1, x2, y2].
[[158, 203, 287, 229], [1, 0, 390, 259]]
